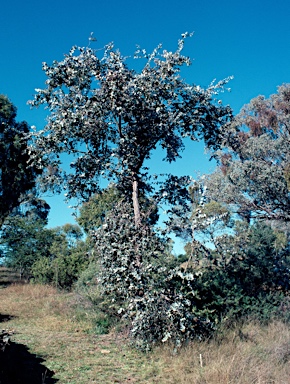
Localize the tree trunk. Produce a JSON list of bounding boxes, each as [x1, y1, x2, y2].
[[132, 173, 142, 267], [132, 173, 141, 228]]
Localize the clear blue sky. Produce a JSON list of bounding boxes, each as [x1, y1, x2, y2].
[[1, 0, 290, 231]]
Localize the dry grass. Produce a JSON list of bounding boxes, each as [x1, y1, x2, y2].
[[1, 268, 290, 383], [150, 321, 290, 384], [0, 279, 159, 383]]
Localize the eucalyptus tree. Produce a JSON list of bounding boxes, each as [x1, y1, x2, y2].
[[204, 84, 290, 225], [77, 184, 159, 236], [28, 34, 232, 229], [0, 95, 39, 227], [0, 205, 51, 279]]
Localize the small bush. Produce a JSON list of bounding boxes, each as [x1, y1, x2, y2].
[[128, 275, 213, 351], [31, 250, 89, 290], [31, 257, 54, 285]]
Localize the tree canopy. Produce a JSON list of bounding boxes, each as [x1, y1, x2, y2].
[[28, 34, 232, 227], [0, 210, 51, 279], [204, 84, 290, 224], [0, 95, 40, 227]]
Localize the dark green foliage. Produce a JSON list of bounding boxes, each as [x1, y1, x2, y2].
[[31, 224, 89, 289], [190, 222, 290, 324], [31, 243, 89, 289], [30, 257, 54, 285], [0, 213, 52, 279], [0, 95, 40, 227], [244, 223, 290, 294], [77, 186, 121, 234], [1, 202, 89, 288]]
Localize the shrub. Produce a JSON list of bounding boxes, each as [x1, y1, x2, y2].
[[31, 257, 54, 285], [90, 203, 216, 349], [128, 268, 214, 351], [32, 247, 89, 289], [189, 222, 290, 325]]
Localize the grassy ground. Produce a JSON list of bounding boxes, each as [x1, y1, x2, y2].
[[1, 267, 290, 383], [0, 268, 159, 383]]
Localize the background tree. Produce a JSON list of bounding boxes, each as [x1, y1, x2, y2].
[[0, 95, 40, 227], [0, 199, 51, 279], [1, 196, 88, 288], [77, 186, 121, 234], [204, 84, 290, 225], [191, 221, 290, 323], [28, 34, 232, 230], [31, 223, 89, 289]]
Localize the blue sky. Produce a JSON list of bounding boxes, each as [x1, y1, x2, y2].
[[1, 0, 290, 232]]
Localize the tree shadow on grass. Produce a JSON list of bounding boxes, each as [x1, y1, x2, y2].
[[0, 314, 15, 322], [0, 280, 15, 289], [0, 315, 58, 383], [0, 341, 58, 383], [0, 281, 9, 288]]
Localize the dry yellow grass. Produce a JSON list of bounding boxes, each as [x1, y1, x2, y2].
[[150, 321, 290, 384], [0, 281, 159, 383], [1, 271, 290, 383]]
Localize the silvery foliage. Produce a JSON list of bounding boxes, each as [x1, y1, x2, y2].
[[187, 182, 255, 268], [27, 34, 233, 348], [163, 178, 232, 257], [189, 182, 243, 262], [128, 268, 214, 351], [204, 84, 290, 224], [158, 174, 194, 239], [93, 200, 213, 350], [162, 177, 258, 293], [28, 33, 232, 203], [93, 199, 166, 302]]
